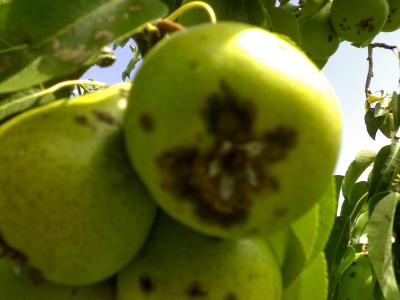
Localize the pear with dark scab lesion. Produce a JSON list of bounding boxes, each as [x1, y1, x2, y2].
[[0, 83, 157, 286], [330, 0, 389, 44], [117, 212, 282, 300]]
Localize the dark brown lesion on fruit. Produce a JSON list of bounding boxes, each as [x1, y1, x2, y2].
[[139, 275, 154, 293], [186, 281, 208, 298], [225, 292, 238, 300], [91, 110, 116, 125], [74, 114, 89, 126], [0, 234, 27, 264], [157, 80, 298, 227], [356, 17, 375, 33], [139, 113, 154, 132]]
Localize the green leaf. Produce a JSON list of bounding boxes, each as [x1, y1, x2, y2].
[[283, 252, 328, 300], [368, 192, 400, 300], [328, 246, 356, 300], [281, 228, 308, 288], [341, 181, 368, 218], [369, 140, 400, 197], [267, 6, 301, 46], [299, 0, 329, 20], [0, 1, 11, 50], [0, 0, 168, 94], [365, 110, 386, 140], [310, 178, 338, 261], [0, 88, 56, 122], [324, 216, 350, 289], [350, 211, 369, 245], [392, 92, 400, 133], [341, 150, 376, 201], [122, 44, 141, 81]]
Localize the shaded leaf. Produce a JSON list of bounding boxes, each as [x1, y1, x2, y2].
[[350, 211, 369, 245], [283, 252, 328, 300], [299, 0, 329, 20], [365, 109, 385, 140], [0, 0, 168, 93], [368, 192, 400, 300], [341, 150, 376, 201], [310, 178, 338, 261], [325, 216, 350, 278], [0, 88, 55, 122], [392, 92, 400, 133], [341, 181, 368, 218]]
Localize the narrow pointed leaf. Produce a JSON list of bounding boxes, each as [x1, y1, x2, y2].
[[342, 150, 376, 201], [368, 192, 400, 300], [369, 141, 400, 197]]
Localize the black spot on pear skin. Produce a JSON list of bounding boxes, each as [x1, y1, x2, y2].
[[91, 110, 116, 125], [139, 113, 154, 132], [186, 281, 208, 298], [74, 115, 89, 126], [139, 275, 154, 293], [225, 292, 239, 300]]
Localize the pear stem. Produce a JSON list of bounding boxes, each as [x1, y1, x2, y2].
[[164, 1, 217, 24]]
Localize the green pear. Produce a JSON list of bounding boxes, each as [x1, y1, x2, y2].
[[338, 254, 377, 300], [299, 2, 340, 59], [330, 0, 389, 44], [0, 257, 115, 300], [382, 0, 400, 32], [0, 83, 157, 286], [117, 212, 282, 300], [123, 22, 342, 239]]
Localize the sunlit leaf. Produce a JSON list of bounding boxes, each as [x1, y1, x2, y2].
[[368, 192, 400, 300], [341, 150, 376, 201], [369, 141, 400, 197]]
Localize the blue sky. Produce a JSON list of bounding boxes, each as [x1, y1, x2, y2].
[[82, 30, 400, 176]]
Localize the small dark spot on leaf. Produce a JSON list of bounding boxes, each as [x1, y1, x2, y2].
[[328, 34, 333, 42], [139, 275, 154, 293], [139, 113, 154, 132]]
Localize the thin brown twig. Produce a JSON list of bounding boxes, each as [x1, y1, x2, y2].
[[364, 43, 398, 110]]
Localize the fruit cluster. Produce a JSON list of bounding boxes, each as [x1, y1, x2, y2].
[[0, 2, 344, 300], [180, 0, 400, 69]]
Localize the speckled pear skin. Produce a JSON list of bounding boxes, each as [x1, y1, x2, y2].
[[0, 83, 157, 286], [382, 0, 400, 32], [338, 254, 377, 300], [0, 257, 115, 300], [117, 212, 282, 300], [330, 0, 389, 43], [299, 2, 340, 59], [123, 22, 342, 238]]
